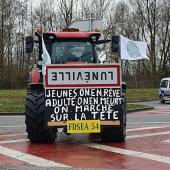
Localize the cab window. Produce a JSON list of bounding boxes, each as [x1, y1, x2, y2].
[[50, 41, 96, 64]]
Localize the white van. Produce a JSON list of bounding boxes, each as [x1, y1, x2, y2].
[[159, 77, 170, 103]]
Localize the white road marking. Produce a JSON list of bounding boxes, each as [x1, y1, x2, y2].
[[0, 133, 27, 137], [162, 139, 170, 143], [0, 139, 29, 144], [1, 131, 170, 144], [148, 110, 170, 113], [1, 126, 170, 137], [0, 146, 71, 168], [0, 125, 25, 128], [0, 116, 24, 117], [84, 143, 170, 164], [0, 131, 170, 144], [127, 131, 170, 139], [128, 122, 170, 125], [1, 132, 170, 166], [127, 126, 170, 132], [0, 128, 154, 137]]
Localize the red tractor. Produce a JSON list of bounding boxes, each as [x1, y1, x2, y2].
[[25, 29, 126, 143]]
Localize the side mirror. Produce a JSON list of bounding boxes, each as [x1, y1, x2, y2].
[[95, 46, 107, 63], [25, 36, 34, 53], [121, 82, 126, 92], [95, 46, 101, 56], [111, 36, 120, 53]]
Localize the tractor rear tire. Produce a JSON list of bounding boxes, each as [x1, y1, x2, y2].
[[25, 91, 56, 143]]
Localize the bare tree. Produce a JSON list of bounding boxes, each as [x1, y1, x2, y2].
[[129, 0, 170, 87], [57, 0, 74, 28], [157, 0, 170, 78], [0, 0, 30, 88], [0, 0, 169, 89], [32, 0, 58, 32]]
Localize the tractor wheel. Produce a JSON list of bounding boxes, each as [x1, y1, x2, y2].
[[101, 108, 126, 143], [25, 91, 56, 143], [101, 125, 126, 143]]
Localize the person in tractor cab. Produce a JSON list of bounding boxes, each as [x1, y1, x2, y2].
[[80, 44, 93, 63], [60, 46, 78, 63]]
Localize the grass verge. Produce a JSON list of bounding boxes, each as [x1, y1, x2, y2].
[[0, 89, 158, 113], [127, 103, 152, 112], [0, 89, 26, 112], [127, 88, 159, 102]]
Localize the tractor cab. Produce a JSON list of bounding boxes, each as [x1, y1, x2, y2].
[[26, 30, 106, 66], [43, 32, 101, 64]]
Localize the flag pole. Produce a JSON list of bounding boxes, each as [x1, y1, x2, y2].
[[118, 34, 123, 87]]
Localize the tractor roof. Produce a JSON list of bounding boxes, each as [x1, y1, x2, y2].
[[43, 32, 101, 40]]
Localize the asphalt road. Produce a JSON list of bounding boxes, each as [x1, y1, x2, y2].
[[127, 100, 170, 124], [0, 100, 170, 132], [0, 100, 170, 169], [135, 100, 170, 107]]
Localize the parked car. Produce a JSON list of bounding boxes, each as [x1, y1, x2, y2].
[[159, 77, 170, 103]]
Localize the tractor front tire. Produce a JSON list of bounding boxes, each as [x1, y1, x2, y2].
[[25, 91, 56, 143]]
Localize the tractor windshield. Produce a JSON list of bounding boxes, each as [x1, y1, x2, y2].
[[50, 41, 96, 64]]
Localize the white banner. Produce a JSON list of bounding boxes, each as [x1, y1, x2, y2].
[[42, 35, 51, 75], [120, 35, 149, 60]]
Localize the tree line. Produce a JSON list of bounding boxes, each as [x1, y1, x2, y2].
[[0, 0, 169, 89]]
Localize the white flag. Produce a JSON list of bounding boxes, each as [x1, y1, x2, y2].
[[120, 35, 149, 60], [42, 35, 51, 75]]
